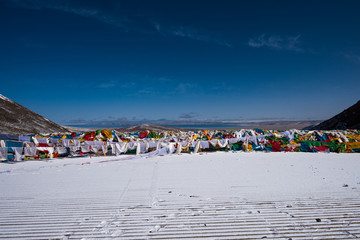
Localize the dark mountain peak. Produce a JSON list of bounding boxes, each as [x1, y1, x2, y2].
[[0, 94, 68, 135], [314, 100, 360, 130]]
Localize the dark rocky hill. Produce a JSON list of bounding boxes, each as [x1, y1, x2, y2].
[[0, 94, 68, 135], [313, 100, 360, 130]]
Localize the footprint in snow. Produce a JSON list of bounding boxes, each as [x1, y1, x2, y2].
[[101, 227, 111, 234], [148, 225, 161, 233], [62, 232, 73, 238], [112, 221, 122, 227], [189, 195, 199, 198], [97, 220, 107, 228], [111, 229, 124, 236], [192, 211, 203, 216]]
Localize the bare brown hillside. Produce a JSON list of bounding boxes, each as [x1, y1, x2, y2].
[[0, 94, 68, 135]]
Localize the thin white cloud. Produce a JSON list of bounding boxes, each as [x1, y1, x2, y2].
[[98, 80, 117, 89], [153, 21, 161, 32], [7, 0, 231, 47], [175, 83, 196, 94], [179, 112, 197, 119], [98, 80, 138, 89], [6, 0, 129, 30], [153, 22, 232, 48], [342, 52, 360, 63], [248, 34, 302, 51], [137, 89, 154, 95]]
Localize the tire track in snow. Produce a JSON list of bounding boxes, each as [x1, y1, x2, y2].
[[90, 163, 137, 237], [1, 154, 360, 239], [1, 195, 360, 239]]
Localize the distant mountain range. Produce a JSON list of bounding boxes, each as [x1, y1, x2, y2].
[[0, 94, 67, 135], [0, 94, 358, 134], [313, 100, 360, 130]]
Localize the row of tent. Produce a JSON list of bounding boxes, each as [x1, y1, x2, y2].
[[0, 128, 359, 162]]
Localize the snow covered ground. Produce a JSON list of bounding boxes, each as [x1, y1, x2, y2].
[[1, 152, 360, 239]]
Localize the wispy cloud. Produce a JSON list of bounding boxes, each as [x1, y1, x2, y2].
[[6, 0, 129, 30], [248, 34, 302, 51], [98, 80, 139, 89], [7, 0, 231, 47], [211, 82, 233, 91], [153, 22, 232, 47], [68, 118, 87, 123], [342, 52, 360, 63], [98, 80, 117, 89], [137, 89, 155, 95], [170, 26, 232, 47], [179, 112, 197, 119], [175, 83, 197, 94]]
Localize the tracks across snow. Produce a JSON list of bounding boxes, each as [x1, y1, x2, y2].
[[1, 152, 360, 239], [1, 196, 360, 239]]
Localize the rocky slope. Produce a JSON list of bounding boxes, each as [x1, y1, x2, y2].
[[314, 100, 360, 130], [0, 94, 68, 135]]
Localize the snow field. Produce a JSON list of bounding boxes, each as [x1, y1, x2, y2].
[[0, 152, 360, 239]]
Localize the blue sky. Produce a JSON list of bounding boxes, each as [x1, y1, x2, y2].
[[1, 0, 359, 126]]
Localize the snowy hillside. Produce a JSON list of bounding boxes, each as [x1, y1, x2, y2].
[[0, 94, 68, 134]]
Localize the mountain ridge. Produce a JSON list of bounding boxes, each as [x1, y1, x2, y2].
[[313, 100, 360, 130], [0, 94, 68, 135]]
